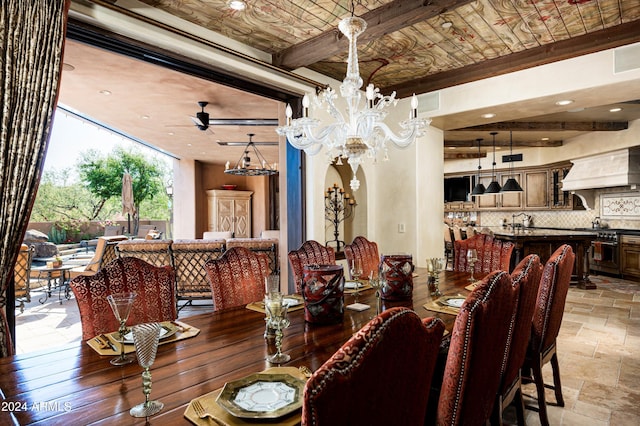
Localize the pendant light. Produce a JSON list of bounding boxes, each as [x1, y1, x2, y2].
[[471, 138, 486, 195], [485, 132, 502, 193], [501, 131, 523, 192]]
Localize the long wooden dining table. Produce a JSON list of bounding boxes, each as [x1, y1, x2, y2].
[[0, 269, 474, 425]]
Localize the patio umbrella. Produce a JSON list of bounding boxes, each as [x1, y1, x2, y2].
[[122, 173, 136, 234]]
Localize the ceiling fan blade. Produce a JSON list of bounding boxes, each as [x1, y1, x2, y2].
[[217, 141, 278, 146], [190, 115, 205, 127], [209, 118, 278, 126]]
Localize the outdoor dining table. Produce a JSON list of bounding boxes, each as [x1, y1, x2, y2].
[[0, 269, 474, 425], [30, 263, 76, 304]]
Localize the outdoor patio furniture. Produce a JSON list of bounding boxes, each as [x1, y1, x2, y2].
[[14, 244, 34, 312]]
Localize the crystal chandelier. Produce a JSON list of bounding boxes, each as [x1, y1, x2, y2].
[[224, 133, 278, 176], [276, 10, 430, 191]]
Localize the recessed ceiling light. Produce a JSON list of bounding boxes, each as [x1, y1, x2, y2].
[[441, 22, 453, 29], [555, 100, 574, 106], [481, 113, 496, 119], [541, 137, 550, 141], [141, 115, 150, 119], [187, 143, 192, 147], [99, 90, 111, 95], [168, 132, 174, 136], [227, 0, 246, 10], [609, 107, 623, 112], [448, 146, 456, 150]]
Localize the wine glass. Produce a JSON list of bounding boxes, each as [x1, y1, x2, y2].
[[368, 270, 383, 315], [466, 249, 478, 282], [349, 258, 363, 301], [107, 292, 137, 365], [129, 323, 164, 417], [265, 297, 291, 364], [427, 258, 444, 297]]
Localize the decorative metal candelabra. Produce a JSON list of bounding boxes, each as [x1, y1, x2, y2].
[[324, 183, 356, 253]]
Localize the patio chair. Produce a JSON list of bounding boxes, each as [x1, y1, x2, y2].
[[171, 239, 225, 309], [288, 240, 336, 292], [115, 239, 173, 267], [204, 246, 270, 311], [68, 235, 128, 279], [302, 307, 445, 426], [135, 224, 157, 239], [14, 244, 34, 313], [69, 257, 177, 341]]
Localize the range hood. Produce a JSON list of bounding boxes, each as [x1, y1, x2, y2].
[[561, 147, 640, 210]]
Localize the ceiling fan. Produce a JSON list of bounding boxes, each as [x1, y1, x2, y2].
[[190, 101, 278, 132]]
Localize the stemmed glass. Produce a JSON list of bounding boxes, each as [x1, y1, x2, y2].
[[107, 292, 137, 365], [265, 295, 291, 364], [129, 323, 164, 418], [466, 249, 478, 282], [369, 270, 383, 315], [427, 258, 445, 297], [349, 258, 363, 301]]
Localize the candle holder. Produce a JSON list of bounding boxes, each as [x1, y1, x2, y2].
[[324, 183, 356, 253], [427, 258, 445, 297]]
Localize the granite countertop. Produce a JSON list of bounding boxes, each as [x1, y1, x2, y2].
[[491, 227, 597, 238]]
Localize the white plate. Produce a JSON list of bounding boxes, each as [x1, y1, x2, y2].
[[344, 281, 363, 289], [282, 297, 301, 307], [443, 297, 465, 308], [116, 322, 178, 344]]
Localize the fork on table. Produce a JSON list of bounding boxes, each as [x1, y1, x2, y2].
[[191, 399, 224, 425]]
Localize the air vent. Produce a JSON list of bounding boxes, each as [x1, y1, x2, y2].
[[417, 91, 440, 113], [615, 43, 640, 73]]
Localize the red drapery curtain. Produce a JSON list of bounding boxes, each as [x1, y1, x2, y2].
[[0, 0, 70, 356]]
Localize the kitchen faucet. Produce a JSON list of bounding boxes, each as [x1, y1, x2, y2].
[[512, 212, 529, 230]]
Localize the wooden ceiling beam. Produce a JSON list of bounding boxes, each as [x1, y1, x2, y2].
[[445, 139, 563, 148], [444, 153, 486, 160], [456, 121, 628, 132], [273, 0, 475, 70], [385, 20, 640, 98]]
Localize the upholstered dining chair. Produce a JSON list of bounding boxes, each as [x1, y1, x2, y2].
[[14, 244, 34, 313], [288, 240, 336, 292], [226, 237, 279, 275], [344, 236, 380, 279], [204, 246, 271, 311], [454, 233, 515, 275], [444, 224, 455, 270], [302, 307, 445, 426], [492, 254, 543, 426], [435, 270, 518, 426], [523, 244, 575, 426], [69, 257, 177, 341]]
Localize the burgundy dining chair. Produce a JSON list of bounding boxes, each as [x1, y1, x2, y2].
[[204, 246, 271, 311], [454, 233, 514, 274], [288, 240, 336, 292], [69, 257, 177, 341], [344, 236, 380, 279], [492, 254, 543, 425], [523, 244, 575, 426], [435, 270, 519, 426], [302, 307, 445, 426]]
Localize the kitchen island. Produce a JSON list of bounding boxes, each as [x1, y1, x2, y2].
[[492, 227, 597, 289]]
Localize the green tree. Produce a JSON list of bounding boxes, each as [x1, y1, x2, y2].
[[78, 146, 170, 233]]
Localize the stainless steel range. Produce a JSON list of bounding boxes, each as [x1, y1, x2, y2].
[[589, 230, 620, 276]]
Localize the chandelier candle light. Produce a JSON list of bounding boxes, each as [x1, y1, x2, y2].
[[276, 11, 430, 191], [325, 183, 356, 252], [225, 133, 278, 176]]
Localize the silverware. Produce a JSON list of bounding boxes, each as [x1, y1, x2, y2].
[[98, 334, 117, 351], [192, 399, 223, 425], [298, 366, 313, 378], [171, 321, 189, 332]]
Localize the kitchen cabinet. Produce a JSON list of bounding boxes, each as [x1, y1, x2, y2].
[[206, 189, 253, 238], [621, 235, 640, 279], [500, 172, 523, 209], [524, 170, 548, 209]]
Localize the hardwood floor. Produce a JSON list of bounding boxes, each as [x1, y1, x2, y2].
[[14, 274, 640, 425]]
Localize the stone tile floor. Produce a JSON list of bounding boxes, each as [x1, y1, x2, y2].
[[14, 274, 640, 425]]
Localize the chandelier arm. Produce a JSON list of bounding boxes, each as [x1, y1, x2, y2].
[[371, 121, 425, 148]]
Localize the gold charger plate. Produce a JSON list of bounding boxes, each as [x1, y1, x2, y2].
[[216, 373, 305, 419]]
